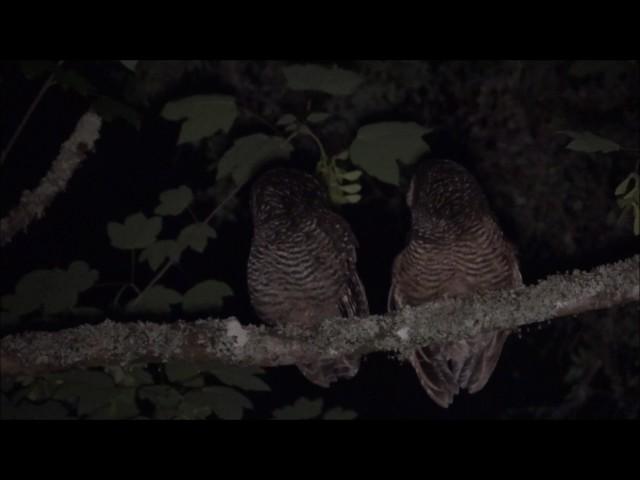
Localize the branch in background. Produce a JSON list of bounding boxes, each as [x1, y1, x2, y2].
[[0, 60, 64, 168], [1, 255, 638, 377], [0, 111, 102, 247]]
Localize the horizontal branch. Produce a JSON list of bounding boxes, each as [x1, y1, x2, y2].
[[1, 255, 638, 377]]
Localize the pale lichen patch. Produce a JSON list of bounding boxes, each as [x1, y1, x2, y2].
[[396, 326, 410, 341], [225, 318, 248, 348]]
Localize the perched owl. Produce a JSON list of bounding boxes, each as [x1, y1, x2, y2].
[[388, 159, 522, 408], [247, 168, 369, 387]]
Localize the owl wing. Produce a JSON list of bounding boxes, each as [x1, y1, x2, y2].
[[461, 240, 522, 394], [295, 209, 368, 387], [392, 234, 522, 408], [388, 254, 467, 408], [316, 209, 369, 317]]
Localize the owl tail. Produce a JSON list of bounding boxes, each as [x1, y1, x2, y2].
[[298, 355, 361, 388], [410, 331, 509, 408]]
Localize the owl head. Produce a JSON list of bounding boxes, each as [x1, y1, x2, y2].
[[407, 159, 490, 234], [251, 168, 328, 224]]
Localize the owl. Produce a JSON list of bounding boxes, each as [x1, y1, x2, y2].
[[247, 168, 369, 387], [388, 159, 522, 408]]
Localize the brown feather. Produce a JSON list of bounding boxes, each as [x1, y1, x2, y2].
[[389, 159, 522, 408], [248, 168, 368, 387]]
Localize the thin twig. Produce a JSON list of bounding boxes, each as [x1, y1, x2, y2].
[[0, 60, 64, 168], [204, 183, 244, 225], [130, 260, 173, 307]]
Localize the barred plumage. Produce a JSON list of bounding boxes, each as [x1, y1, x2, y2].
[[389, 159, 522, 408], [247, 168, 369, 387]]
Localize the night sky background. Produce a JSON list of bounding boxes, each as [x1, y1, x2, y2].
[[1, 60, 638, 419]]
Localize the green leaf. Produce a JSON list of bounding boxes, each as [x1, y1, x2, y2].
[[2, 261, 98, 319], [107, 213, 163, 250], [569, 60, 627, 78], [334, 150, 350, 161], [14, 273, 67, 314], [322, 407, 358, 420], [350, 122, 431, 185], [344, 194, 362, 203], [138, 385, 182, 407], [176, 390, 215, 419], [126, 285, 182, 314], [15, 269, 65, 313], [208, 367, 271, 392], [177, 223, 217, 253], [182, 280, 233, 313], [283, 64, 363, 96], [48, 369, 118, 416], [26, 378, 55, 402], [66, 261, 100, 292], [155, 185, 194, 216], [19, 60, 57, 79], [91, 96, 141, 130], [5, 400, 69, 420], [165, 361, 203, 384], [13, 271, 51, 298], [0, 394, 19, 419], [43, 286, 78, 314], [340, 183, 362, 194], [272, 397, 324, 420], [120, 60, 139, 71], [161, 95, 237, 145], [276, 114, 297, 127], [1, 375, 15, 393], [340, 170, 362, 181], [15, 376, 35, 387], [205, 386, 253, 420], [70, 307, 104, 318], [182, 377, 207, 388], [104, 365, 153, 387], [131, 365, 154, 385], [201, 362, 265, 376], [139, 385, 183, 419], [306, 112, 331, 123], [559, 131, 622, 154], [104, 366, 130, 386], [0, 308, 20, 328], [284, 123, 299, 134], [139, 240, 184, 271], [615, 176, 632, 196], [216, 134, 293, 187], [77, 388, 118, 416], [615, 173, 639, 197], [55, 69, 94, 97], [1, 291, 39, 319], [48, 369, 115, 391], [86, 387, 139, 420]]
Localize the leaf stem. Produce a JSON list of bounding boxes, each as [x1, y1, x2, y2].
[[0, 60, 64, 168], [130, 250, 136, 284], [299, 124, 328, 161], [113, 283, 140, 308], [241, 108, 278, 133], [131, 260, 173, 307], [204, 183, 244, 225]]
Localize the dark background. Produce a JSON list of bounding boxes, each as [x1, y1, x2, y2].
[[1, 60, 638, 419]]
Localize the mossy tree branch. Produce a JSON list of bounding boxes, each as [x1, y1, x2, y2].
[[0, 111, 102, 247], [1, 255, 638, 377]]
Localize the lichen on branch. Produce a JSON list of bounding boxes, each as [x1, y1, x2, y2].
[[0, 111, 102, 247], [1, 255, 638, 377]]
